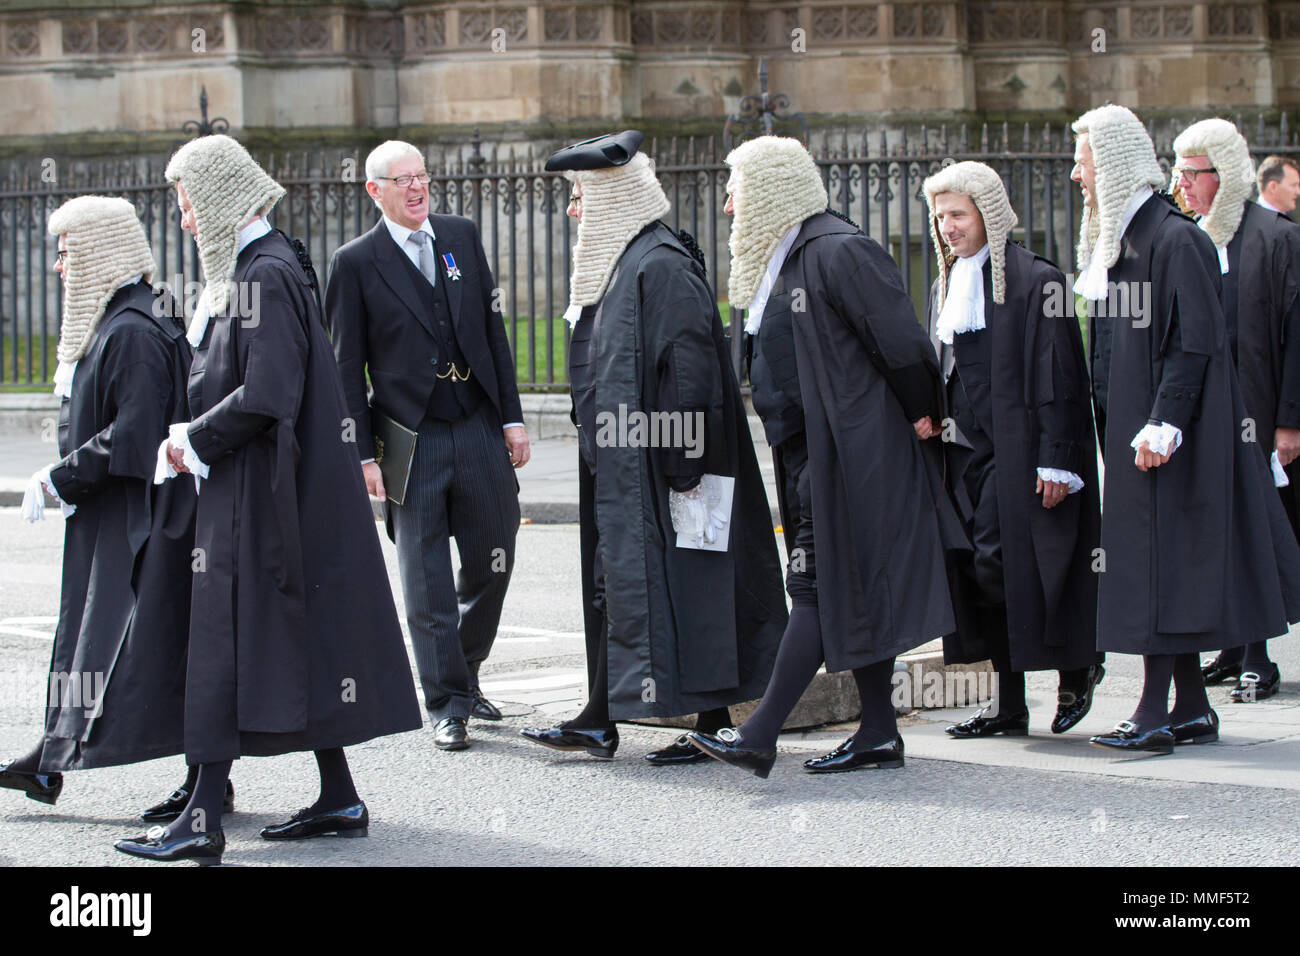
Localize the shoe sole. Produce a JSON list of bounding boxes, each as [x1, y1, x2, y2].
[[262, 826, 368, 841], [690, 742, 774, 778], [1089, 740, 1174, 756], [435, 741, 470, 751], [804, 759, 905, 773], [1176, 733, 1219, 745], [25, 790, 59, 806], [520, 736, 616, 758], [945, 728, 1028, 739]]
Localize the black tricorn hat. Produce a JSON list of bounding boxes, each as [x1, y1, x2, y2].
[[545, 130, 644, 172]]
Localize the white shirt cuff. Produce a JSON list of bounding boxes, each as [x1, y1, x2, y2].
[[1036, 467, 1084, 494], [1130, 421, 1183, 459], [155, 423, 209, 493], [22, 465, 74, 521], [1271, 450, 1290, 488], [502, 422, 524, 430], [360, 458, 376, 465]]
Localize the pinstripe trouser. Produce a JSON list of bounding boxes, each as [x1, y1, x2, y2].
[[390, 402, 520, 720]]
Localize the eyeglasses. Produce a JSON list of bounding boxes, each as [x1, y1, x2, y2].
[[55, 250, 68, 264], [376, 172, 431, 188], [1173, 166, 1218, 184], [568, 194, 582, 208]]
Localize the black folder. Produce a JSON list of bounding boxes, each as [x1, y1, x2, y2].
[[372, 408, 417, 506]]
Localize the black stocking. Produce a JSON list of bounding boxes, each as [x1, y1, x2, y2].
[[849, 658, 899, 749], [562, 621, 612, 731], [738, 606, 824, 750], [159, 760, 231, 840], [311, 748, 360, 812], [1127, 654, 1175, 732], [1170, 653, 1212, 723], [693, 707, 731, 736], [1241, 641, 1277, 681]]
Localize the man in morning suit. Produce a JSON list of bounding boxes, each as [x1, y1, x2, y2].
[[325, 140, 529, 752]]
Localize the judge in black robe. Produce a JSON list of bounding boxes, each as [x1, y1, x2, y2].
[[115, 135, 421, 866], [1189, 198, 1300, 698], [519, 132, 786, 764], [2, 278, 194, 806], [689, 136, 956, 777], [1072, 107, 1300, 755], [922, 181, 1103, 739]]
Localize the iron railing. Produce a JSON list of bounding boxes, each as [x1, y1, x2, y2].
[[3, 114, 1298, 390]]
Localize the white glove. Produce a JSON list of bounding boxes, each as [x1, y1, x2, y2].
[[669, 486, 708, 536], [1272, 450, 1290, 488], [21, 466, 74, 523], [702, 506, 729, 545]]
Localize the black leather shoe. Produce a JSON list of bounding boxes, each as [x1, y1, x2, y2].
[[260, 802, 369, 840], [1229, 669, 1281, 703], [1201, 655, 1243, 686], [0, 761, 63, 805], [1052, 664, 1105, 734], [114, 827, 225, 865], [644, 734, 709, 765], [1089, 721, 1174, 754], [686, 727, 776, 779], [519, 725, 618, 758], [471, 688, 503, 721], [1171, 709, 1220, 744], [433, 716, 470, 750], [804, 735, 904, 773], [140, 779, 236, 823], [945, 708, 1029, 738]]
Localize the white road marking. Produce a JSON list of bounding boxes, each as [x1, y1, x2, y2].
[[497, 625, 583, 640], [0, 625, 56, 640], [481, 673, 585, 692]]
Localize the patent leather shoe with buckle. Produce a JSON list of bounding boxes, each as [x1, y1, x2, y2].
[[1229, 669, 1281, 703], [686, 727, 776, 779], [140, 779, 235, 823], [803, 734, 904, 773], [114, 826, 225, 865], [1051, 664, 1105, 733], [1170, 709, 1219, 744], [1201, 655, 1243, 686], [433, 716, 470, 750], [644, 734, 709, 765], [1089, 720, 1174, 754], [0, 761, 63, 805], [519, 724, 619, 758], [260, 802, 369, 840], [945, 707, 1029, 739]]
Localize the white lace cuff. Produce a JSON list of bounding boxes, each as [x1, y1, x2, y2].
[[1036, 467, 1084, 494], [1271, 450, 1290, 488], [1130, 421, 1183, 458]]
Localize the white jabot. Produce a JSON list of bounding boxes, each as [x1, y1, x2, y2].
[[1258, 196, 1284, 214], [1074, 186, 1153, 300], [744, 223, 802, 335], [53, 273, 144, 397], [383, 215, 436, 272], [935, 244, 990, 345], [187, 218, 272, 348], [1197, 218, 1230, 274]]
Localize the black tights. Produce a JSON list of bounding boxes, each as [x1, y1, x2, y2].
[[1213, 642, 1277, 679], [1128, 653, 1211, 732], [160, 748, 359, 838], [739, 605, 898, 751]]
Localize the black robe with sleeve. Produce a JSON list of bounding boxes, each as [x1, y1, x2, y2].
[[1223, 200, 1300, 536], [927, 241, 1101, 673], [183, 230, 422, 762], [763, 211, 957, 670], [1088, 194, 1300, 654], [39, 281, 196, 771], [585, 223, 786, 720]]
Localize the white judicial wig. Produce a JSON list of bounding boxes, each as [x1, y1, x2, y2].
[[164, 134, 285, 317], [723, 136, 828, 310], [923, 161, 1018, 310], [47, 195, 158, 396], [1171, 117, 1256, 249]]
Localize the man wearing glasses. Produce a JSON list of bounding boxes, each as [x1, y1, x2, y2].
[[1171, 119, 1300, 703], [325, 141, 528, 751]]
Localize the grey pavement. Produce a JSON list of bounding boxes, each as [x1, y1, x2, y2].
[[1, 475, 1299, 865]]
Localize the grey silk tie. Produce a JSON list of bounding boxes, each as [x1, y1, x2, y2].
[[409, 230, 437, 288]]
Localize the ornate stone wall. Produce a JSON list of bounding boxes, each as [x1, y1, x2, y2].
[[2, 0, 1299, 152]]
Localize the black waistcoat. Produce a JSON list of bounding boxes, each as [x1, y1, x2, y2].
[[949, 326, 996, 456], [396, 247, 486, 422], [1221, 224, 1244, 364], [748, 299, 805, 447]]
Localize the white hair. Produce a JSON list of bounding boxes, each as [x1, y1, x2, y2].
[[364, 140, 424, 212]]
